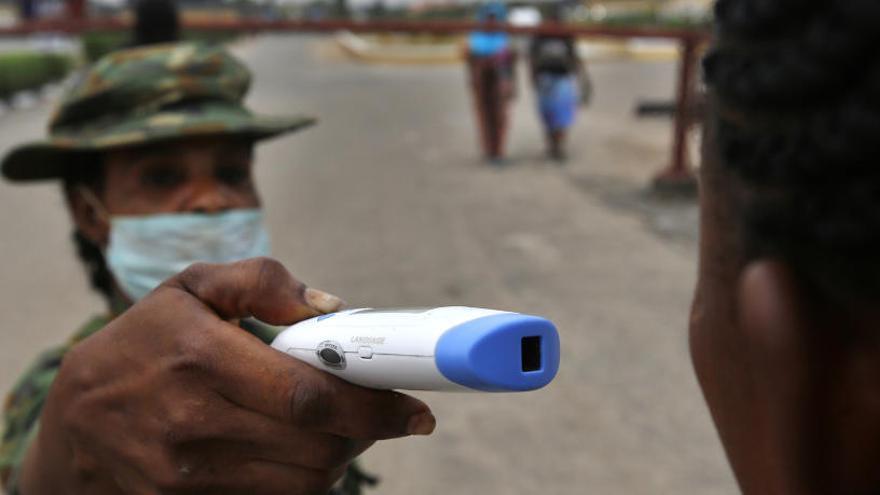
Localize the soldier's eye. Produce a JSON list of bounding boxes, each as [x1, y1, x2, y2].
[[216, 164, 250, 186], [141, 165, 184, 188]]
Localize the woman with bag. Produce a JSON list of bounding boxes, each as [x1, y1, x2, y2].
[[529, 5, 590, 162]]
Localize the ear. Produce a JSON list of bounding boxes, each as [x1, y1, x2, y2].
[[66, 187, 110, 248], [736, 260, 815, 493]]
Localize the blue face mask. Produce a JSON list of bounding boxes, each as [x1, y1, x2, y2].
[[106, 209, 271, 301]]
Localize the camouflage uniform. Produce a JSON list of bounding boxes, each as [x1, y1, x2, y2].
[[0, 316, 107, 493], [0, 43, 374, 494]]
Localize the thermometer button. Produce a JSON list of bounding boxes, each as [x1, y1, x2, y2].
[[358, 346, 374, 359], [316, 341, 346, 369], [320, 348, 342, 364]]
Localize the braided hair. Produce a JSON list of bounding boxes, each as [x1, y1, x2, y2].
[[703, 0, 880, 304], [60, 0, 181, 305], [61, 154, 116, 303]]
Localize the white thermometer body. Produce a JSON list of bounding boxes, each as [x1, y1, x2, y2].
[[271, 307, 560, 392]]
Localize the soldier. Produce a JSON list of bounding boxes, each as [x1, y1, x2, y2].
[[0, 43, 435, 495]]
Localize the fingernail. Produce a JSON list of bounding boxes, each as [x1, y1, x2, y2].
[[305, 287, 346, 313], [407, 412, 436, 436]]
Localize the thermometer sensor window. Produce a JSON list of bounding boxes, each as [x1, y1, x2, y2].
[[521, 336, 542, 372]]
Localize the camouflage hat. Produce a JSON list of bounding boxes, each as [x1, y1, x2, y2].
[[1, 42, 316, 182]]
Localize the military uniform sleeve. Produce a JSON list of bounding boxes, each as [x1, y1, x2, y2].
[[1, 316, 108, 494], [240, 317, 284, 345], [0, 347, 64, 494], [2, 316, 375, 495]]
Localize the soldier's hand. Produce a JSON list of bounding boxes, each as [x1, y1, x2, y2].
[[23, 258, 436, 495]]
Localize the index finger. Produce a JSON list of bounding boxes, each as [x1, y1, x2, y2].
[[213, 331, 435, 440]]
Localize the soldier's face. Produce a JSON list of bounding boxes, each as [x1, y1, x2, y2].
[[102, 136, 259, 216], [70, 136, 260, 248]]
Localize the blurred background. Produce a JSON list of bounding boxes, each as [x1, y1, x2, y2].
[[0, 0, 737, 493]]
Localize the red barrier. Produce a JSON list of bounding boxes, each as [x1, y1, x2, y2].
[[653, 37, 702, 194], [65, 0, 86, 20], [0, 18, 707, 41], [1, 18, 709, 191]]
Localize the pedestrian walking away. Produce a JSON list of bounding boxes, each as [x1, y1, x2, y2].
[[131, 0, 180, 46], [529, 4, 590, 162], [465, 1, 517, 164]]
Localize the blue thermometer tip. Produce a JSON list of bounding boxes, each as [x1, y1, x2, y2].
[[435, 313, 561, 392]]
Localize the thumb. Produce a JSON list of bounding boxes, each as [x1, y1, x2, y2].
[[165, 257, 345, 325]]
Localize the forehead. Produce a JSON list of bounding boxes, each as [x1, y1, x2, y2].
[[105, 136, 254, 163]]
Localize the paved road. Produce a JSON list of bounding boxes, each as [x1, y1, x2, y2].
[[0, 36, 734, 494]]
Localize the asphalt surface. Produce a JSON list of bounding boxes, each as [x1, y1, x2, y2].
[[0, 35, 734, 494]]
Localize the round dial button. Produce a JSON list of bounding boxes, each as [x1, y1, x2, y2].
[[319, 348, 343, 365], [316, 341, 346, 369]]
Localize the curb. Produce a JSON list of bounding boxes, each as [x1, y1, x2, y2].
[[335, 31, 462, 65], [334, 31, 680, 66]]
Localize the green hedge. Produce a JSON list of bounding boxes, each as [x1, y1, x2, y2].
[[82, 31, 126, 63], [584, 13, 711, 30], [82, 30, 241, 62], [0, 52, 76, 102]]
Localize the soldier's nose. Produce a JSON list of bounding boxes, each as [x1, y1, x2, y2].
[[187, 184, 231, 214]]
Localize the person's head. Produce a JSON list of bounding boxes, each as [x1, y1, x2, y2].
[[1, 43, 315, 306], [133, 0, 180, 46], [477, 1, 506, 23], [691, 1, 880, 493], [544, 3, 565, 23]]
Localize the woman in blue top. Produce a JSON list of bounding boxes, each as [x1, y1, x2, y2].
[[465, 2, 516, 164]]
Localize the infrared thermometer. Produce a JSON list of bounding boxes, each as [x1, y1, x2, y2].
[[271, 307, 560, 392]]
